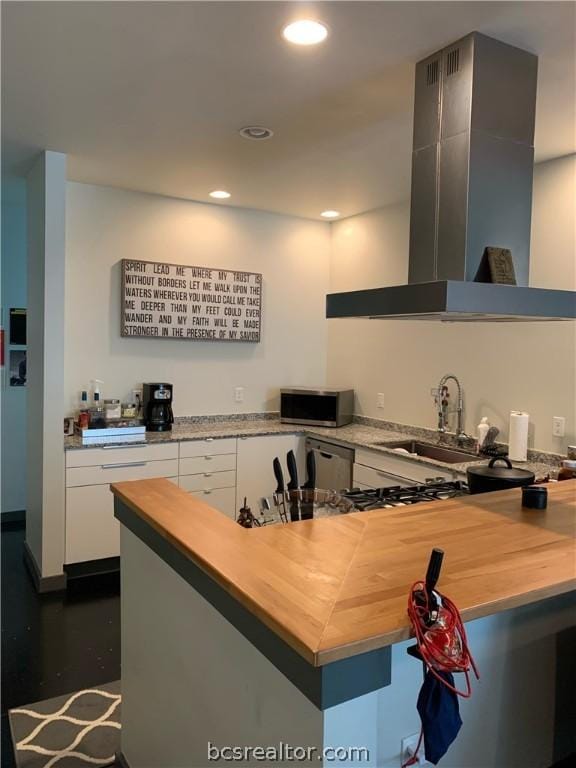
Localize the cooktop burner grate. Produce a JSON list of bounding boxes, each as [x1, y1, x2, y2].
[[344, 480, 468, 510]]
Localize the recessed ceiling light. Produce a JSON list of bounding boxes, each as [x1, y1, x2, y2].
[[282, 20, 328, 46], [239, 126, 274, 141], [321, 210, 340, 219], [209, 190, 231, 199]]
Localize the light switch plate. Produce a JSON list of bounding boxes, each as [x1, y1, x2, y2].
[[552, 416, 566, 437], [234, 387, 244, 403], [377, 393, 385, 409]]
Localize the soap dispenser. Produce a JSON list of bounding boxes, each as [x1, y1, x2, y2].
[[477, 417, 490, 450]]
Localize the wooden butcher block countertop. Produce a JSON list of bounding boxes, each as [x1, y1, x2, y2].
[[111, 478, 576, 666]]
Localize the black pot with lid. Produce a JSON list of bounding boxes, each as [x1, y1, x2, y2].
[[467, 456, 535, 495]]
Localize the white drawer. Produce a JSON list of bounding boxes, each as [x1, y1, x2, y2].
[[66, 441, 178, 468], [179, 437, 237, 458], [66, 458, 178, 488], [179, 454, 236, 475], [353, 463, 415, 489], [187, 486, 237, 520], [355, 447, 453, 483], [179, 471, 236, 493]]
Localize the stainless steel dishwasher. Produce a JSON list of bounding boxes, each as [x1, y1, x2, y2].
[[305, 437, 354, 492]]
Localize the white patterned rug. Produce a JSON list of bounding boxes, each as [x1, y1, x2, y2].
[[8, 680, 121, 768]]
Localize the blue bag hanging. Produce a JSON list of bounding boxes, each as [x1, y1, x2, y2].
[[416, 670, 462, 764]]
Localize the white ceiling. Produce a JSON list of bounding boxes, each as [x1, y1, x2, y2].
[[2, 1, 575, 220]]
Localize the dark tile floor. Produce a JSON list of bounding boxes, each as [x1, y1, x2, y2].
[[1, 524, 120, 768]]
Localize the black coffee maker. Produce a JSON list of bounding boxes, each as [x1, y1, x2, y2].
[[142, 383, 174, 432]]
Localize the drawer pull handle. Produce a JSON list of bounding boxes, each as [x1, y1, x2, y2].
[[101, 461, 147, 469], [102, 443, 147, 450], [205, 438, 214, 442], [204, 455, 213, 460], [203, 489, 212, 495], [204, 473, 212, 477]]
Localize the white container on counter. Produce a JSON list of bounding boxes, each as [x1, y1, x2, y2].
[[509, 411, 529, 462], [477, 417, 490, 448], [104, 399, 122, 420]]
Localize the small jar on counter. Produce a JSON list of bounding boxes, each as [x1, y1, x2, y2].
[[557, 460, 576, 481], [122, 402, 138, 418], [104, 399, 122, 420]]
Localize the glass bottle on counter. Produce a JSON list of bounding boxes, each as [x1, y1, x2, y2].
[[78, 390, 90, 429], [89, 390, 106, 427]]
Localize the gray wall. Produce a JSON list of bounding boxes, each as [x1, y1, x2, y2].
[[1, 176, 27, 514]]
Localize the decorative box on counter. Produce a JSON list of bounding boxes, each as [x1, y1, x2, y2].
[[75, 420, 146, 445]]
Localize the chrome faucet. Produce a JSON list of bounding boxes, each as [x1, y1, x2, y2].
[[433, 374, 469, 444]]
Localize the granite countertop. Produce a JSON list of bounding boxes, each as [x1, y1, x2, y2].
[[64, 415, 559, 480]]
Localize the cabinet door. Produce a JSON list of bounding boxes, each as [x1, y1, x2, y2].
[[187, 487, 236, 520], [66, 484, 119, 563], [66, 478, 177, 564], [236, 434, 305, 515]]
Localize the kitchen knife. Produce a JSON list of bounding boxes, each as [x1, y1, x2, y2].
[[302, 450, 316, 490], [286, 450, 299, 490], [273, 457, 285, 494], [286, 450, 300, 521], [272, 457, 288, 523]]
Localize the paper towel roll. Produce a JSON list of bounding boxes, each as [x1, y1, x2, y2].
[[509, 411, 529, 462]]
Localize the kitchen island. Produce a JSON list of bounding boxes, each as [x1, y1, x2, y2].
[[112, 478, 575, 767]]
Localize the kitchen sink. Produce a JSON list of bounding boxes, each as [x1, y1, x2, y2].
[[374, 440, 477, 464]]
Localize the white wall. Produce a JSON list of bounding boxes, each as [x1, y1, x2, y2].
[[26, 151, 67, 579], [1, 176, 27, 514], [65, 183, 331, 417], [327, 155, 576, 453]]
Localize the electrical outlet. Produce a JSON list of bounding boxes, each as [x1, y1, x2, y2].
[[234, 387, 244, 403], [552, 416, 566, 437], [377, 392, 385, 409], [400, 733, 428, 766], [132, 389, 142, 413]]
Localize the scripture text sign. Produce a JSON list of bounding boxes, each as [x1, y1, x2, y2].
[[121, 259, 262, 342]]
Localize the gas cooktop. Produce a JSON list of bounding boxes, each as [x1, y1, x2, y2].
[[343, 480, 468, 511]]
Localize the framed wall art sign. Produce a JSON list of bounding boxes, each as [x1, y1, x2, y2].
[[121, 259, 262, 342]]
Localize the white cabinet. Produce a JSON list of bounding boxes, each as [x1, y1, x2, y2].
[[178, 438, 237, 519], [179, 483, 236, 520], [236, 434, 305, 514], [66, 459, 178, 488], [66, 484, 120, 564], [179, 437, 237, 458], [65, 443, 178, 564], [354, 447, 454, 486], [179, 454, 236, 475], [353, 462, 415, 489], [66, 442, 178, 467]]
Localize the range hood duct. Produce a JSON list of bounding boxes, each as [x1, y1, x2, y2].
[[326, 32, 576, 322]]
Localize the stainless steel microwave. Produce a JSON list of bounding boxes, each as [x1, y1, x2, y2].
[[280, 387, 354, 428]]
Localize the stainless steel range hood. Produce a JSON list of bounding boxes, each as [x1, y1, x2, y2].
[[326, 32, 576, 322]]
